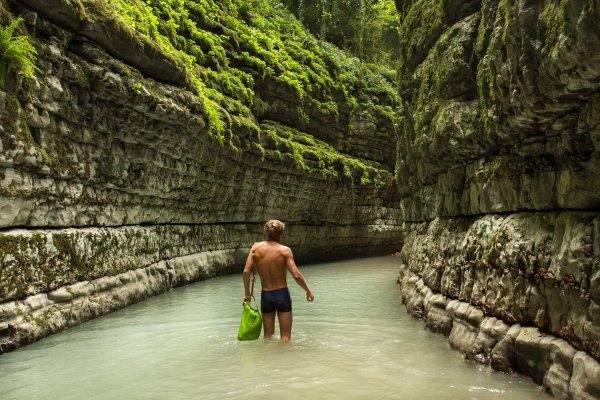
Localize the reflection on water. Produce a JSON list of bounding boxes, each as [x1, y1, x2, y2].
[[0, 256, 551, 400]]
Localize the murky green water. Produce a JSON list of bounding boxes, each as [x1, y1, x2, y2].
[[0, 256, 550, 399]]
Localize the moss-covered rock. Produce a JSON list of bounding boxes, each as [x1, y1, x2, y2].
[[396, 0, 600, 221]]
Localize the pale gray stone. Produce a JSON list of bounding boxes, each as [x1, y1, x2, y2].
[[47, 288, 73, 303], [570, 352, 600, 400], [24, 294, 50, 312]]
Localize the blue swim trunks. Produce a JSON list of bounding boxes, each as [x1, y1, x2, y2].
[[261, 287, 292, 313]]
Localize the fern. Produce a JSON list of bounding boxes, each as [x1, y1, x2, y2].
[[0, 18, 39, 88]]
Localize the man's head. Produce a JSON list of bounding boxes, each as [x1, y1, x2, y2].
[[264, 219, 285, 241]]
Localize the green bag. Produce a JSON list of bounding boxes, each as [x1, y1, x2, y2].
[[237, 296, 262, 341]]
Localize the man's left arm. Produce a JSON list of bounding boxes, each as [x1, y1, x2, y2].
[[285, 247, 314, 302]]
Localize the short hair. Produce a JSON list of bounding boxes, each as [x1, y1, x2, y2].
[[264, 219, 285, 240]]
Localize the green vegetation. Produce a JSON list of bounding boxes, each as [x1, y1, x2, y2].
[[52, 233, 87, 279], [539, 0, 570, 57], [0, 17, 39, 88], [259, 120, 389, 186], [75, 0, 399, 155], [0, 0, 399, 186], [396, 0, 445, 85], [0, 232, 52, 300], [280, 0, 401, 65]]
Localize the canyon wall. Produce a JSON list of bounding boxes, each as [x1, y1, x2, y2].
[[0, 0, 402, 353], [394, 0, 600, 398]]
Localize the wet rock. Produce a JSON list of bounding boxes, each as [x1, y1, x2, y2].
[[489, 324, 521, 373], [24, 294, 50, 312], [424, 293, 452, 335], [399, 270, 600, 399], [543, 339, 578, 400], [399, 212, 599, 360], [570, 352, 600, 400]]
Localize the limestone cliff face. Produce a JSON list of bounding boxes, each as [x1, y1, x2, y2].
[[0, 1, 402, 352], [397, 0, 600, 219], [395, 0, 600, 397]]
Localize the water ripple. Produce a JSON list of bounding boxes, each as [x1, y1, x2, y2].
[[0, 256, 550, 400]]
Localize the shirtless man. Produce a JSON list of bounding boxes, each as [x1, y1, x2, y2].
[[242, 220, 315, 343]]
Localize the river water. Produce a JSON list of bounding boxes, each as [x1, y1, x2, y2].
[[0, 256, 550, 400]]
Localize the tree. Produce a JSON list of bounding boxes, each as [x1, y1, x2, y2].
[[280, 0, 400, 66]]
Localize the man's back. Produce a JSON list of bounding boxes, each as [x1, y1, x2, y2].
[[242, 219, 314, 343], [251, 240, 289, 291]]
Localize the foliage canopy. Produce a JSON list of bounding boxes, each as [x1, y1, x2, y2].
[[280, 0, 401, 65]]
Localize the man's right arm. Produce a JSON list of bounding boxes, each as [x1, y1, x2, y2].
[[242, 243, 256, 303], [284, 247, 314, 302]]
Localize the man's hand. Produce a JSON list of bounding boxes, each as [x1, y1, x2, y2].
[[306, 291, 315, 302], [242, 295, 250, 304]]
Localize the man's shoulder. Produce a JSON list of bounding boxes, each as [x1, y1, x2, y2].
[[278, 245, 292, 255], [252, 241, 281, 251]]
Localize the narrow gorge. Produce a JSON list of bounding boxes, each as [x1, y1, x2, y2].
[[0, 0, 599, 398], [0, 0, 402, 353]]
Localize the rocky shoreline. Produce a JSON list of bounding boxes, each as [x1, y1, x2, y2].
[[396, 211, 600, 399], [399, 270, 600, 399]]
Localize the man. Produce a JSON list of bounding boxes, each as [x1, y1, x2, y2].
[[242, 220, 315, 343]]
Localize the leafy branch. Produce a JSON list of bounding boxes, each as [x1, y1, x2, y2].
[[0, 17, 39, 88]]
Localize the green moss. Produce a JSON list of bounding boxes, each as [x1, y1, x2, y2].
[[474, 11, 488, 57], [52, 233, 88, 279], [19, 305, 57, 329], [397, 0, 445, 81], [497, 0, 513, 44], [71, 0, 398, 150], [259, 120, 389, 185], [540, 0, 570, 57], [0, 233, 50, 299], [0, 234, 24, 267], [1, 93, 24, 140], [407, 15, 476, 147], [475, 1, 509, 139]]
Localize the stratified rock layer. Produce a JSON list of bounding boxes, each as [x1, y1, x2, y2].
[[0, 2, 402, 353], [397, 0, 600, 221], [395, 0, 600, 398], [399, 214, 599, 357], [399, 271, 600, 400]]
